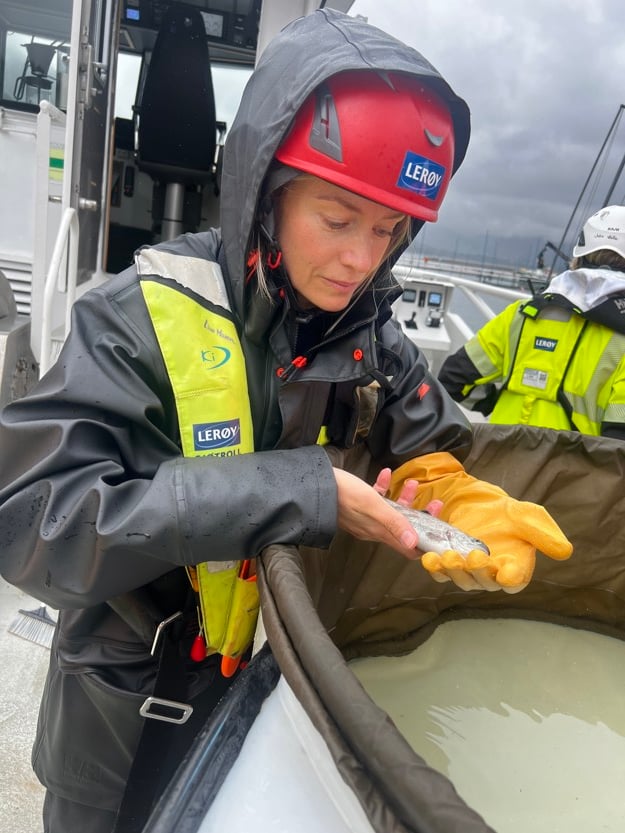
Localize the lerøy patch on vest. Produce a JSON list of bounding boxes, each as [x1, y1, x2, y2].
[[534, 337, 558, 352], [194, 418, 241, 453]]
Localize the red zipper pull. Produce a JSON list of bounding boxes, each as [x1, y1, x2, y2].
[[190, 632, 207, 662]]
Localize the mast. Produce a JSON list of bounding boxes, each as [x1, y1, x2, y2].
[[549, 103, 625, 277]]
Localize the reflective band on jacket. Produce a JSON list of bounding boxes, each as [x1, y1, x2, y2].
[[140, 257, 259, 659]]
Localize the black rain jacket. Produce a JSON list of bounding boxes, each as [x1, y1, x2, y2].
[[0, 8, 471, 809]]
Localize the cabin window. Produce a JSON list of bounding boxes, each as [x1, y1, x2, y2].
[[0, 0, 71, 112], [1, 33, 70, 111]]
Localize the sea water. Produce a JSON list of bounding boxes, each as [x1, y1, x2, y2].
[[350, 619, 625, 832]]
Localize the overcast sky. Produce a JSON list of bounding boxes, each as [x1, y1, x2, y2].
[[349, 0, 625, 269]]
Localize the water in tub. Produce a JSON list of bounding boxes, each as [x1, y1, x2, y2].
[[350, 619, 625, 832]]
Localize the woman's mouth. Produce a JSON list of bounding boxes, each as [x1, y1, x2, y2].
[[323, 276, 359, 293]]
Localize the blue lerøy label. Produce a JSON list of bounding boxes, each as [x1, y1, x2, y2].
[[534, 337, 558, 352], [194, 418, 241, 451], [397, 152, 446, 201]]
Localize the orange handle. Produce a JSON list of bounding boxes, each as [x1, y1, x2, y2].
[[221, 654, 242, 678]]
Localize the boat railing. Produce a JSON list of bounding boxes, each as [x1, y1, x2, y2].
[[40, 206, 79, 375], [445, 273, 529, 327]]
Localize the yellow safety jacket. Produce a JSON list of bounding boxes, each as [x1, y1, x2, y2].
[[140, 256, 259, 669], [465, 299, 625, 434]]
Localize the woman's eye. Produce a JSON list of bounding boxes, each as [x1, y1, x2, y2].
[[374, 227, 395, 238], [324, 218, 348, 230]]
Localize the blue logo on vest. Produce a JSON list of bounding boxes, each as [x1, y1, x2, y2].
[[194, 418, 240, 451], [534, 337, 558, 352], [200, 346, 231, 370], [397, 152, 446, 201]]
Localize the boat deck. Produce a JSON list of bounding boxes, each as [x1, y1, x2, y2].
[[0, 579, 47, 833]]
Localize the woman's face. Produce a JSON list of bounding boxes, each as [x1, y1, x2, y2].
[[275, 175, 406, 312]]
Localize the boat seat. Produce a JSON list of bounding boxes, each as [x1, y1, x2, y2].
[[134, 6, 225, 240], [13, 42, 56, 106]]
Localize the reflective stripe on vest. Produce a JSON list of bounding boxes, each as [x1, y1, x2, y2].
[[139, 256, 258, 662]]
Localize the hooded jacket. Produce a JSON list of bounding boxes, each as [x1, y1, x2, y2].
[[0, 8, 471, 808], [438, 267, 625, 437]]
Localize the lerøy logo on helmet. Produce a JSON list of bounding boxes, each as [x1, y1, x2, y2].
[[397, 151, 446, 201]]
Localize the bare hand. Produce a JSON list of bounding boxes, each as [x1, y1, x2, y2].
[[334, 467, 421, 559], [373, 467, 444, 517]]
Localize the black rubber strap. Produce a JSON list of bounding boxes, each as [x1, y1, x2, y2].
[[555, 320, 589, 432], [113, 618, 188, 833]]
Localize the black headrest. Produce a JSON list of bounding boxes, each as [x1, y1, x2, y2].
[[137, 5, 217, 181]]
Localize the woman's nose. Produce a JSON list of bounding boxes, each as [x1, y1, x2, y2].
[[340, 234, 377, 274]]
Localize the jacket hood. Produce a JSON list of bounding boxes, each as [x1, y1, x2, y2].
[[546, 268, 625, 312], [543, 267, 625, 334], [220, 8, 471, 315]]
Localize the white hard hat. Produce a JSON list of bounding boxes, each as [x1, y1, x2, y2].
[[573, 205, 625, 259]]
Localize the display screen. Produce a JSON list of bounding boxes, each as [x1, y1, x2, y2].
[[402, 288, 417, 303], [126, 8, 140, 20], [428, 291, 442, 307], [201, 11, 225, 38]]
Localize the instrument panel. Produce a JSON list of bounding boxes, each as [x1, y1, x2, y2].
[[120, 0, 261, 61]]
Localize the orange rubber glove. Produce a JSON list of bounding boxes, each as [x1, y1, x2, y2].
[[390, 452, 573, 593]]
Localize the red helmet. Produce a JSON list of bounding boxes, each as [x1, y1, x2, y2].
[[275, 70, 456, 222]]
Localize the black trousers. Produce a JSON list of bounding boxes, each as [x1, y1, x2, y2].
[[43, 791, 117, 833], [41, 664, 234, 833]]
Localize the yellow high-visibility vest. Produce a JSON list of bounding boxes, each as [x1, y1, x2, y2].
[[139, 252, 258, 662], [465, 300, 625, 434]]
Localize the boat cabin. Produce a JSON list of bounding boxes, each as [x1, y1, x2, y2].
[[0, 0, 353, 381]]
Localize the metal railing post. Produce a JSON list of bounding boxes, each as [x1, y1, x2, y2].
[[40, 207, 79, 375]]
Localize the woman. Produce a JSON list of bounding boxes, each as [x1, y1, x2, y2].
[[0, 9, 571, 833]]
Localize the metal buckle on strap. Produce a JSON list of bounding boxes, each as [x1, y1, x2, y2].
[[139, 696, 193, 724], [150, 610, 183, 657], [142, 611, 193, 723]]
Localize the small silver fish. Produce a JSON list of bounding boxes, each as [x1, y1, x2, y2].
[[383, 497, 490, 557]]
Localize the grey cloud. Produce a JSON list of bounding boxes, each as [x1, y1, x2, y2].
[[350, 0, 625, 268]]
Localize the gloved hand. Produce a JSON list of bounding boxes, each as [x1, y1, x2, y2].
[[390, 452, 573, 593]]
